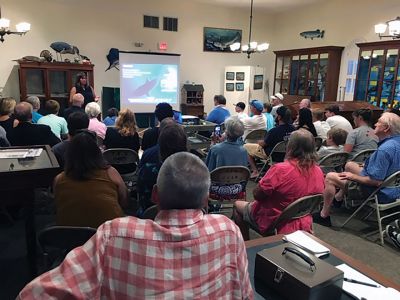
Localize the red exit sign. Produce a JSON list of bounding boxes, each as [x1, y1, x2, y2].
[[158, 42, 168, 50]]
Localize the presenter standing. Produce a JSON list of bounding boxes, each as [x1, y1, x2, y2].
[[69, 73, 99, 108]]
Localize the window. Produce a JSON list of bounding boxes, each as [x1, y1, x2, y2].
[[163, 17, 178, 32], [144, 15, 159, 29]]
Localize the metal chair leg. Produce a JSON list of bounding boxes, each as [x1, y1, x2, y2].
[[340, 198, 371, 228], [375, 203, 384, 246]]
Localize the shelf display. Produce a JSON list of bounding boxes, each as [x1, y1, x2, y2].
[[180, 84, 204, 117], [274, 46, 343, 102], [354, 41, 400, 109]]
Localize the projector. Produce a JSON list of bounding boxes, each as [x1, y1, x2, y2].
[[182, 115, 200, 125]]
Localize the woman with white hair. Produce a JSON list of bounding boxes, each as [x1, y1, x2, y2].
[[85, 102, 106, 140], [205, 116, 248, 171]]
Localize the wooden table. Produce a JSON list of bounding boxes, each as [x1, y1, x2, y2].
[[245, 233, 400, 291]]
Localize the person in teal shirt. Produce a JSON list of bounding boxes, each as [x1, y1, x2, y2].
[[263, 103, 275, 131], [25, 96, 43, 123]]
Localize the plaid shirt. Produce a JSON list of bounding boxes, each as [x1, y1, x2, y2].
[[20, 210, 253, 299]]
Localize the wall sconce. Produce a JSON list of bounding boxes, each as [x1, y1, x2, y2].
[[0, 7, 31, 43], [375, 16, 400, 39]]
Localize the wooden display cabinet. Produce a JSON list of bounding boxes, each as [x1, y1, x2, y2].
[[273, 46, 344, 102], [354, 40, 400, 109], [181, 84, 204, 118], [18, 61, 94, 115]]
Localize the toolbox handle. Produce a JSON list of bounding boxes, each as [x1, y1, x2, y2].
[[282, 247, 316, 272]]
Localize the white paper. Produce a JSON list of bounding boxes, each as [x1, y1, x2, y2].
[[0, 149, 29, 158], [283, 230, 330, 257], [336, 264, 400, 300]]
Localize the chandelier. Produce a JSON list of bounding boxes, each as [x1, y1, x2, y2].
[[374, 16, 400, 39], [0, 7, 31, 43], [230, 0, 269, 58]]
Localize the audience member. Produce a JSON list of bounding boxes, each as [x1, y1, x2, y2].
[[69, 72, 97, 108], [63, 93, 84, 121], [104, 109, 140, 152], [0, 97, 18, 134], [325, 104, 353, 133], [25, 96, 42, 123], [137, 119, 187, 215], [37, 100, 68, 139], [52, 111, 89, 169], [85, 102, 106, 140], [244, 106, 295, 178], [313, 109, 330, 139], [19, 152, 252, 299], [314, 112, 400, 227], [206, 116, 247, 171], [242, 99, 267, 138], [270, 92, 284, 118], [387, 219, 400, 249], [317, 128, 348, 158], [343, 109, 378, 158], [234, 129, 324, 239], [297, 108, 317, 137], [54, 131, 127, 228], [263, 102, 275, 131], [234, 102, 248, 120], [7, 102, 60, 147], [206, 95, 231, 124], [299, 98, 311, 109], [103, 107, 119, 126], [141, 102, 173, 151], [0, 125, 10, 147]]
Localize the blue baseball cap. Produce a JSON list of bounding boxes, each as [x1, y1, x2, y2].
[[250, 100, 263, 112]]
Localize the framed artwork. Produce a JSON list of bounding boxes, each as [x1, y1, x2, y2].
[[253, 75, 263, 90], [236, 72, 245, 81], [226, 83, 234, 91], [203, 27, 242, 52], [236, 82, 244, 91], [226, 72, 235, 80]]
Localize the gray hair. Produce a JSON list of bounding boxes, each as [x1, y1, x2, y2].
[[157, 152, 210, 210], [72, 93, 84, 106], [300, 98, 311, 109], [26, 96, 40, 110], [85, 102, 101, 118], [286, 129, 317, 171], [224, 116, 244, 141], [379, 112, 400, 135]]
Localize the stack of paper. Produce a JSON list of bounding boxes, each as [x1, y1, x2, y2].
[[282, 230, 330, 257], [337, 264, 400, 300]]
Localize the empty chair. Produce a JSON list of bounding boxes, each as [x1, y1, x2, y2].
[[340, 171, 400, 245], [209, 166, 251, 213], [38, 226, 96, 270], [255, 140, 287, 182], [244, 129, 267, 144], [318, 151, 349, 174]]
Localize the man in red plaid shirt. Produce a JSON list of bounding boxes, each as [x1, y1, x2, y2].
[[19, 152, 253, 299]]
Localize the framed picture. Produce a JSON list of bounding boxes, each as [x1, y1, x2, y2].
[[226, 83, 234, 92], [236, 72, 245, 81], [203, 27, 242, 52], [226, 72, 235, 80], [253, 75, 263, 90], [236, 82, 244, 91]]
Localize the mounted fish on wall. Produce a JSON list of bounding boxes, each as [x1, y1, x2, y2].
[[300, 29, 325, 40], [106, 48, 119, 71]]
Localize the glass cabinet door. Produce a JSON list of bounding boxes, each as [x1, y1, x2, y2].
[[317, 53, 329, 101], [367, 50, 384, 107], [308, 54, 319, 98], [26, 69, 45, 96], [49, 71, 68, 98], [394, 55, 400, 109], [355, 50, 371, 101], [298, 55, 308, 95], [383, 49, 399, 109], [274, 56, 290, 94], [289, 56, 300, 94]]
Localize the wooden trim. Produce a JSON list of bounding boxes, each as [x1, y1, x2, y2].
[[245, 233, 400, 291], [356, 40, 400, 49], [274, 46, 344, 56]]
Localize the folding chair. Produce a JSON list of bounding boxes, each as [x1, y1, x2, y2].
[[255, 140, 287, 182], [141, 205, 158, 220], [244, 129, 267, 144], [38, 226, 97, 270], [340, 171, 400, 245], [251, 194, 323, 236], [314, 137, 324, 151], [103, 148, 139, 192], [317, 152, 349, 174], [350, 149, 376, 164], [209, 166, 251, 214]]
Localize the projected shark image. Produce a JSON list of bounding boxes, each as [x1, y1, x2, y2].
[[121, 64, 178, 104]]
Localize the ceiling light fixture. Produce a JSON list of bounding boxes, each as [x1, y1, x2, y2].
[[374, 16, 400, 39], [230, 0, 269, 58], [0, 7, 31, 43]]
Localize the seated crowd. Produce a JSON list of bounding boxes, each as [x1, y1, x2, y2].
[[1, 94, 400, 297]]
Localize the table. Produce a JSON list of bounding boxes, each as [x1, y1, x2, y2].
[[0, 145, 60, 277], [245, 233, 400, 299]]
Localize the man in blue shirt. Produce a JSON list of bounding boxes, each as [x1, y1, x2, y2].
[[314, 112, 400, 227], [206, 95, 230, 124]]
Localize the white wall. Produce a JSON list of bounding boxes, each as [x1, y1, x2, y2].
[[0, 0, 274, 113]]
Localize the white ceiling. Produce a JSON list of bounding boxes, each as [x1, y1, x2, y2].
[[192, 0, 325, 13]]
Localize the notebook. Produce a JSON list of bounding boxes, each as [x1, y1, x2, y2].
[[282, 230, 330, 258]]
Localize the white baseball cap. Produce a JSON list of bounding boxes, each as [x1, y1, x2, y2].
[[270, 93, 284, 101]]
